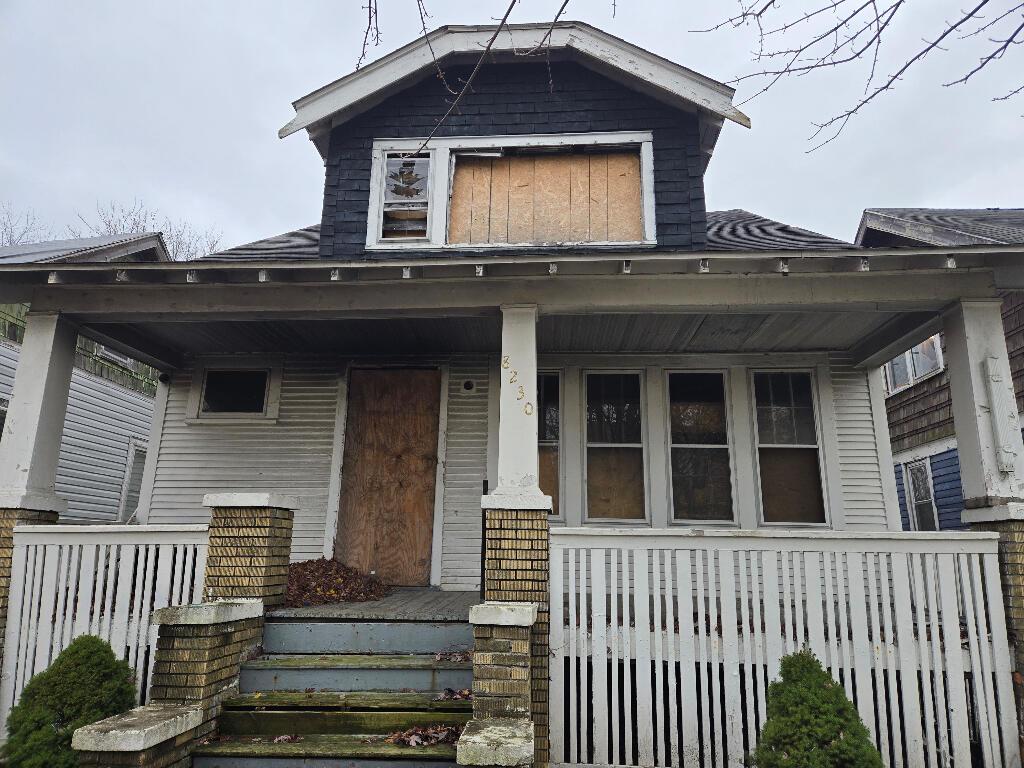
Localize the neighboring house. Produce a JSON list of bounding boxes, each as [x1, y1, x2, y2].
[[0, 233, 164, 522], [4, 23, 1024, 768], [856, 208, 1024, 531]]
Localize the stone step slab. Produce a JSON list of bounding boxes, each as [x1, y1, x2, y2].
[[261, 620, 473, 655]]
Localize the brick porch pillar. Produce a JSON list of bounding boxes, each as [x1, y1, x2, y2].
[[202, 493, 296, 607], [946, 299, 1024, 748], [481, 304, 552, 767]]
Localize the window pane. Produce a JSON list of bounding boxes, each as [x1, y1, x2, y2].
[[382, 209, 427, 239], [911, 336, 941, 378], [384, 156, 429, 204], [913, 501, 937, 531], [538, 374, 560, 442], [586, 373, 642, 444], [669, 373, 726, 444], [758, 447, 825, 523], [201, 370, 269, 414], [587, 446, 645, 519], [754, 372, 817, 445], [123, 447, 147, 520], [887, 355, 911, 390], [540, 445, 560, 517], [672, 447, 732, 521], [907, 461, 932, 503]]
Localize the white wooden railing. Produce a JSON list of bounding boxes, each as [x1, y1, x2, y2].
[[549, 528, 1020, 768], [0, 525, 208, 733]]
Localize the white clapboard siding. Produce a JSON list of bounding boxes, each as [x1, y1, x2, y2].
[[0, 525, 207, 736], [0, 340, 154, 523], [830, 354, 890, 529], [550, 528, 1019, 768], [440, 361, 490, 590], [146, 360, 338, 561]]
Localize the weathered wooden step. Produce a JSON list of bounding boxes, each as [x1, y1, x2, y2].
[[225, 691, 472, 712], [262, 620, 473, 654], [219, 708, 471, 736], [192, 733, 456, 767], [239, 654, 473, 693]]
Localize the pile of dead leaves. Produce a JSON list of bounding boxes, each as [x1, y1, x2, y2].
[[284, 558, 391, 607], [379, 724, 463, 746], [434, 687, 472, 701]]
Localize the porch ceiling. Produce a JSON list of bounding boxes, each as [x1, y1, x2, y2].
[[81, 309, 916, 368]]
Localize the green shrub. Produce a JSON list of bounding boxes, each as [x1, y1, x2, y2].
[[751, 649, 883, 768], [5, 635, 136, 768]]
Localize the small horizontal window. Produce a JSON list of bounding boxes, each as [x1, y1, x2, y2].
[[201, 370, 269, 414], [884, 334, 944, 395]]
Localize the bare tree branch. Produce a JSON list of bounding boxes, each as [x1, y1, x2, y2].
[[417, 0, 458, 95], [521, 0, 571, 55], [356, 0, 383, 70], [0, 203, 50, 247], [67, 200, 221, 261], [945, 14, 1024, 86]]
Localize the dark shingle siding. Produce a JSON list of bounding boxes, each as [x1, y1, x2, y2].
[[320, 61, 707, 260], [929, 448, 965, 531], [893, 463, 909, 531]]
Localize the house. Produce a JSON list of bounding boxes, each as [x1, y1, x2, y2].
[[856, 208, 1024, 532], [3, 23, 1024, 768], [0, 233, 163, 522]]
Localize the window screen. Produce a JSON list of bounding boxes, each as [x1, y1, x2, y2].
[[381, 154, 429, 239], [201, 370, 269, 414], [668, 373, 733, 521], [905, 460, 937, 531], [585, 373, 645, 520], [448, 151, 643, 245], [754, 372, 825, 524], [538, 373, 560, 516]]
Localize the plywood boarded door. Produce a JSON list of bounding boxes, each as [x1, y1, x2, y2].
[[336, 368, 441, 586]]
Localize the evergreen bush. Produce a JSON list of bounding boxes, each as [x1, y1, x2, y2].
[[751, 649, 883, 768], [4, 634, 136, 768]]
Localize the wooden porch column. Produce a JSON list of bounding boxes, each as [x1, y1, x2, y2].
[[481, 304, 551, 768], [947, 299, 1024, 748]]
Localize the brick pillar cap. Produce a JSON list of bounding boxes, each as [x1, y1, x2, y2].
[[963, 501, 1024, 524], [203, 492, 298, 510], [152, 599, 263, 626], [469, 601, 538, 627], [72, 702, 202, 752]]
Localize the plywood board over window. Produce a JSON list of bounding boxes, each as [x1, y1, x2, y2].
[[448, 152, 643, 245]]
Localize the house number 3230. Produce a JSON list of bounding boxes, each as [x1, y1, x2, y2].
[[501, 355, 534, 416]]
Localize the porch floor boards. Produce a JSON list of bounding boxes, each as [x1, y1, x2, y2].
[[267, 587, 479, 622]]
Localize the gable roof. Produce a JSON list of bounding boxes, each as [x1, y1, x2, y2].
[[0, 232, 169, 265], [280, 21, 750, 161], [205, 211, 851, 262], [857, 208, 1024, 247]]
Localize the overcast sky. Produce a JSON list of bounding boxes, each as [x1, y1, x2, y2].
[[1, 1, 1020, 250]]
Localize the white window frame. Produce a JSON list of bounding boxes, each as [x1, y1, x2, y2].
[[96, 344, 134, 367], [118, 436, 148, 523], [537, 369, 565, 522], [749, 368, 831, 528], [664, 368, 737, 526], [581, 368, 650, 525], [902, 458, 939, 531], [186, 357, 283, 424], [366, 131, 657, 250], [0, 396, 8, 442], [883, 334, 944, 396]]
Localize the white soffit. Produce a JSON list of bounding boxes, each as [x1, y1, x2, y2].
[[279, 22, 751, 142]]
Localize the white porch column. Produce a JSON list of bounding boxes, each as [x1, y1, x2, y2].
[[0, 312, 77, 513], [482, 304, 551, 510], [943, 299, 1024, 522]]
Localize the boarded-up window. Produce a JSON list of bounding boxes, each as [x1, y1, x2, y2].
[[754, 371, 825, 524], [586, 373, 645, 520], [538, 373, 560, 516], [448, 151, 643, 245], [669, 373, 733, 521]]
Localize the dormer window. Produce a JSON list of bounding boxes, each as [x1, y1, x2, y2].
[[367, 131, 655, 249]]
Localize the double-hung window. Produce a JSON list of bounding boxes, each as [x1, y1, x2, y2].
[[668, 372, 733, 521], [904, 460, 938, 531], [884, 334, 943, 394], [585, 372, 646, 521], [753, 371, 826, 524]]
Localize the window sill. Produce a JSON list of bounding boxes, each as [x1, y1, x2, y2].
[[365, 240, 658, 252]]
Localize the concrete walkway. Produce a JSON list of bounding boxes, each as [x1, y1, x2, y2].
[[267, 587, 479, 622]]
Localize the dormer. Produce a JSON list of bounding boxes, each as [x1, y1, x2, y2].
[[279, 22, 749, 259]]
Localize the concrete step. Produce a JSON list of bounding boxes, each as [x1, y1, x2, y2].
[[239, 655, 473, 693], [262, 620, 473, 655], [219, 708, 471, 736], [192, 733, 457, 768], [226, 691, 472, 713]]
